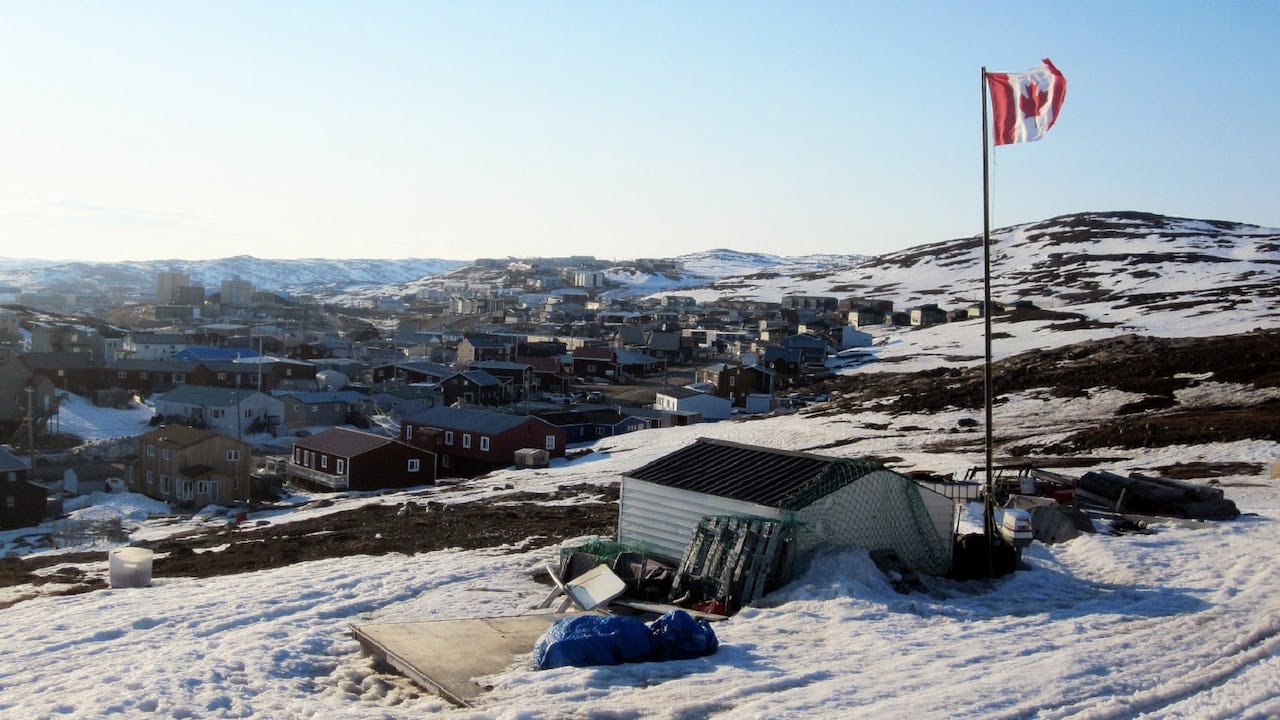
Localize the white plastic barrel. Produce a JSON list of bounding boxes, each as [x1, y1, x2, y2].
[[108, 547, 154, 588]]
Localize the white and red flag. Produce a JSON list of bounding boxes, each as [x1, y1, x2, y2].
[[986, 59, 1067, 145]]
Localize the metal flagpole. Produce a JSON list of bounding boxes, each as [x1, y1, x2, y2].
[[981, 67, 996, 577]]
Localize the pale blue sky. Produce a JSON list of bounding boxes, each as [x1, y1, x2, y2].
[[2, 1, 1276, 261]]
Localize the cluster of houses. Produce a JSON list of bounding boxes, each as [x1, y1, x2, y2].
[[0, 262, 1036, 529]]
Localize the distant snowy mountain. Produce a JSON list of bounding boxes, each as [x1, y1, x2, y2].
[[0, 256, 467, 298], [1, 212, 1275, 325]]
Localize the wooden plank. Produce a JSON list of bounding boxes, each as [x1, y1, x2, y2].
[[609, 599, 729, 622], [350, 614, 580, 708]]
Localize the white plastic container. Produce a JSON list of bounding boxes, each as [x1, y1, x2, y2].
[[109, 547, 154, 588]]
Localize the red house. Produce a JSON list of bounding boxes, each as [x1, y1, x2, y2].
[[289, 427, 436, 491], [400, 406, 566, 478]]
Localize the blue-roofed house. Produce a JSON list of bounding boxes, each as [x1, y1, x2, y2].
[[532, 407, 649, 444]]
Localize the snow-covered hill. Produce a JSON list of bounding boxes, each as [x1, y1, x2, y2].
[[670, 211, 1279, 316], [7, 211, 1272, 325], [0, 256, 467, 298]]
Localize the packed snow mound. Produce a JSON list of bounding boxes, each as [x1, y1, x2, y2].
[[52, 392, 154, 442], [63, 491, 170, 521]]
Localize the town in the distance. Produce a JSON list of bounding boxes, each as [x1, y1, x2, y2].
[[0, 250, 925, 517]]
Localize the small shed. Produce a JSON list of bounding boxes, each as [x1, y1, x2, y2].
[[513, 448, 550, 469], [619, 438, 953, 575]]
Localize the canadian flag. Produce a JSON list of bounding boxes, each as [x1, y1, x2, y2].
[[986, 59, 1067, 145]]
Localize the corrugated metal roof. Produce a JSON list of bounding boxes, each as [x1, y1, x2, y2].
[[624, 437, 883, 509]]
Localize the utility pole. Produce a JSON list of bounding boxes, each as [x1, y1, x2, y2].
[[26, 385, 35, 453]]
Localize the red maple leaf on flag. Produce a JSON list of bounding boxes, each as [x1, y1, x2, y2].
[[1019, 80, 1048, 120]]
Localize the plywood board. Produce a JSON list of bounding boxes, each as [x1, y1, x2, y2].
[[350, 614, 579, 707]]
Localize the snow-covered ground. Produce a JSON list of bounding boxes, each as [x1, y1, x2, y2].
[[2, 212, 1278, 717], [2, 385, 1278, 718]]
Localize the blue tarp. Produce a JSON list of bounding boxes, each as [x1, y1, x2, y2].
[[534, 610, 719, 670]]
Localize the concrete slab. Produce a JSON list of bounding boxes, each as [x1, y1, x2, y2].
[[350, 613, 581, 707]]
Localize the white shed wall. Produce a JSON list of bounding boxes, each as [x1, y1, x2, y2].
[[618, 478, 781, 562]]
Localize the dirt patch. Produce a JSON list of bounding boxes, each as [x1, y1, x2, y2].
[[1029, 404, 1280, 454], [1152, 461, 1264, 479], [0, 483, 619, 599], [809, 329, 1280, 419]]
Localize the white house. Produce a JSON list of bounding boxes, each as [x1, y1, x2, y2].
[[652, 387, 732, 421], [837, 326, 874, 350], [154, 385, 283, 438]]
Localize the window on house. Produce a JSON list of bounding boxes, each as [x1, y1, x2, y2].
[[405, 425, 413, 440], [441, 455, 452, 468], [178, 480, 193, 501], [226, 450, 240, 461], [146, 470, 154, 485], [117, 371, 127, 379], [174, 373, 185, 383], [294, 447, 303, 462], [310, 405, 317, 413], [462, 434, 471, 449], [729, 376, 736, 387], [321, 455, 328, 469], [445, 431, 454, 445], [161, 449, 171, 461], [480, 437, 490, 452], [217, 372, 226, 380], [140, 372, 149, 380], [336, 459, 345, 474], [160, 474, 171, 493], [146, 444, 155, 457], [196, 480, 208, 495], [245, 409, 253, 418], [545, 435, 556, 451], [408, 459, 420, 472]]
